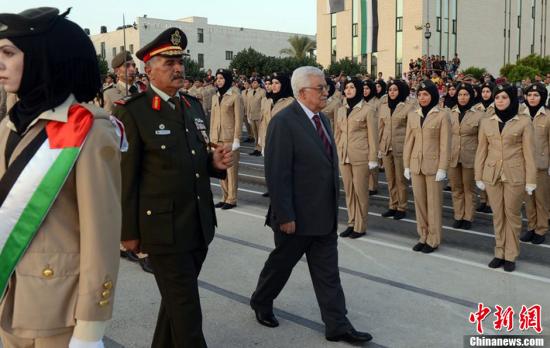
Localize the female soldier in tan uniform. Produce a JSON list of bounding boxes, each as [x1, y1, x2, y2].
[[403, 80, 451, 253], [521, 83, 549, 245], [475, 84, 537, 272], [335, 78, 379, 239], [475, 82, 496, 213], [448, 83, 485, 230], [364, 79, 381, 195], [378, 79, 415, 220]]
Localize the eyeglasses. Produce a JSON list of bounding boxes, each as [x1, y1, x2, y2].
[[302, 85, 329, 93]]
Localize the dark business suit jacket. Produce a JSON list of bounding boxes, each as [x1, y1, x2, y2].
[[265, 100, 339, 235]]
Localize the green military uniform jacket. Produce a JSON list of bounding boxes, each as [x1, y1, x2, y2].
[[114, 86, 226, 254]]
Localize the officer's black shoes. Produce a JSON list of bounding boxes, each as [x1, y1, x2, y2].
[[262, 192, 270, 197], [412, 242, 426, 252], [532, 233, 546, 245], [483, 205, 492, 214], [421, 244, 437, 253], [461, 220, 472, 230], [503, 261, 516, 272], [476, 203, 487, 212], [249, 150, 261, 156], [488, 257, 505, 269], [326, 328, 373, 343], [520, 230, 535, 242], [393, 210, 406, 220], [339, 227, 354, 237], [139, 257, 154, 274], [253, 309, 279, 328], [214, 202, 225, 208], [349, 232, 366, 239], [368, 190, 378, 196], [381, 209, 397, 218], [221, 203, 236, 210], [452, 219, 463, 228], [121, 250, 140, 262]]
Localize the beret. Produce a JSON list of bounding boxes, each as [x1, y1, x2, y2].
[[111, 50, 133, 69]]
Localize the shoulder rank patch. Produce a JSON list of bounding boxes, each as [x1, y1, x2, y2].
[[114, 92, 145, 105], [152, 95, 161, 111]]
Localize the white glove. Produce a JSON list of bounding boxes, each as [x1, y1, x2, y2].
[[261, 149, 265, 157], [377, 151, 383, 159], [435, 169, 447, 182], [368, 161, 378, 170], [526, 184, 537, 195], [404, 168, 411, 180], [69, 337, 104, 348], [232, 139, 240, 151], [476, 181, 486, 191]]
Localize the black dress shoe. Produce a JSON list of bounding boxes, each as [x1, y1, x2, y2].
[[503, 261, 516, 272], [461, 220, 472, 230], [532, 233, 546, 245], [412, 242, 425, 252], [214, 202, 225, 208], [488, 257, 505, 268], [452, 219, 463, 228], [368, 190, 378, 196], [253, 309, 279, 328], [339, 227, 354, 237], [326, 328, 373, 343], [520, 230, 535, 242], [393, 210, 406, 220], [221, 203, 236, 210], [483, 205, 492, 214], [381, 209, 397, 217], [262, 192, 269, 197], [476, 203, 487, 212], [444, 185, 452, 191], [421, 244, 437, 253], [349, 231, 366, 239], [139, 257, 154, 274]]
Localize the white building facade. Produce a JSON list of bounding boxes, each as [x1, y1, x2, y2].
[[90, 16, 314, 74]]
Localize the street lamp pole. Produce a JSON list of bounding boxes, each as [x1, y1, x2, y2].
[[424, 22, 432, 57]]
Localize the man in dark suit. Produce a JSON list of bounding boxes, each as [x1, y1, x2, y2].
[[250, 66, 373, 344], [115, 28, 233, 348]]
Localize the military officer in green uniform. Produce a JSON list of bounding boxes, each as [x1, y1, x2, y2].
[[114, 28, 233, 348]]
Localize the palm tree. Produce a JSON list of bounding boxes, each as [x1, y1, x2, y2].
[[280, 35, 316, 59]]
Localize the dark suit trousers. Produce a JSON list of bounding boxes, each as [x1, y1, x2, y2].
[[250, 231, 351, 336], [149, 248, 208, 348]]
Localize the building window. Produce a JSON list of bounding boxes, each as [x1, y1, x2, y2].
[[331, 25, 337, 39], [452, 19, 457, 34], [395, 62, 402, 78], [198, 53, 204, 68], [437, 17, 442, 32], [198, 28, 204, 43], [112, 47, 116, 57], [225, 50, 233, 60], [352, 23, 358, 37], [120, 46, 124, 53], [100, 42, 106, 58], [371, 53, 378, 77], [396, 17, 403, 32], [129, 44, 134, 54]]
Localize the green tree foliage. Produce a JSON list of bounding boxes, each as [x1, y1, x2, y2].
[[97, 55, 109, 77], [461, 66, 487, 81], [183, 57, 206, 79], [326, 58, 369, 76], [499, 54, 550, 82], [279, 35, 316, 59], [506, 65, 540, 83], [516, 54, 550, 75], [229, 48, 322, 76]]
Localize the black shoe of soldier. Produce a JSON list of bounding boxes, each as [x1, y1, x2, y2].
[[520, 230, 535, 242], [476, 203, 487, 212], [221, 203, 237, 210], [349, 231, 366, 239], [483, 205, 492, 214], [488, 258, 505, 269], [503, 261, 516, 272], [532, 233, 546, 245], [461, 220, 472, 230], [381, 209, 397, 218], [421, 244, 437, 253], [393, 211, 407, 220], [452, 219, 463, 228], [369, 190, 378, 196], [412, 242, 425, 252]]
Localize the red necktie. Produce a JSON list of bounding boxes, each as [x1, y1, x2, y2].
[[312, 114, 332, 158]]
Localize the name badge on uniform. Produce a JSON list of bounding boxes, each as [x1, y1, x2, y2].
[[194, 118, 209, 144], [155, 130, 172, 135]]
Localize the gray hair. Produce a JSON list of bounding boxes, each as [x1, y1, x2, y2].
[[291, 66, 325, 98]]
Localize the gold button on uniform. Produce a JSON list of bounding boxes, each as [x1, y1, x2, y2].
[[103, 281, 113, 290], [146, 210, 152, 216], [101, 290, 111, 298], [191, 150, 196, 155], [195, 173, 200, 178], [42, 267, 54, 278], [161, 145, 166, 150], [98, 299, 110, 307]]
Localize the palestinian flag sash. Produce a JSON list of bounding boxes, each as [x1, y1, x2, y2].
[[0, 105, 94, 297]]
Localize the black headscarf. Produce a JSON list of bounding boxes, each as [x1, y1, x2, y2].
[[417, 80, 440, 119], [4, 9, 100, 135], [271, 73, 292, 104], [443, 83, 458, 109], [387, 79, 410, 114], [216, 69, 233, 99], [456, 83, 475, 119], [363, 80, 376, 103], [472, 84, 482, 105], [344, 78, 364, 115], [524, 82, 548, 117], [326, 77, 336, 98], [493, 84, 519, 132], [264, 75, 273, 99], [480, 81, 495, 109], [375, 79, 387, 98]]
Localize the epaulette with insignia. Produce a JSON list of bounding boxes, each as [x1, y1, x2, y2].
[[114, 92, 145, 105]]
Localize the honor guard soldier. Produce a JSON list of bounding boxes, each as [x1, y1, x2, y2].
[[103, 50, 138, 113], [115, 28, 233, 347], [246, 77, 266, 156]]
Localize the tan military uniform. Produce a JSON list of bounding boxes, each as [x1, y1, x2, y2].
[[378, 98, 415, 212], [200, 84, 217, 117], [321, 94, 342, 131], [210, 89, 243, 204], [246, 87, 266, 151], [403, 106, 451, 248], [448, 107, 486, 222], [526, 107, 550, 236], [367, 96, 382, 192], [334, 100, 378, 233], [259, 96, 294, 152], [103, 80, 133, 113], [475, 110, 537, 262]]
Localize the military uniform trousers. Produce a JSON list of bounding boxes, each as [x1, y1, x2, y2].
[[340, 163, 370, 233], [148, 248, 208, 348], [411, 173, 443, 248], [526, 170, 549, 236], [243, 114, 253, 140], [218, 142, 240, 205], [0, 329, 72, 348], [448, 163, 476, 222], [382, 151, 408, 212], [479, 190, 490, 206], [484, 180, 524, 262], [250, 232, 352, 337], [368, 166, 378, 192], [249, 119, 262, 151]]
